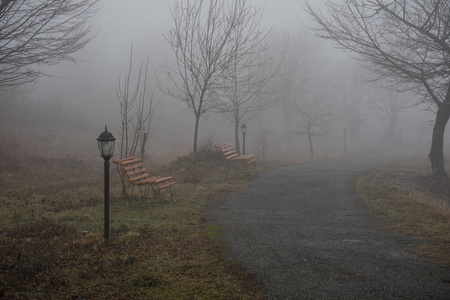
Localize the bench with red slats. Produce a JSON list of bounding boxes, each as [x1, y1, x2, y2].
[[113, 156, 175, 203]]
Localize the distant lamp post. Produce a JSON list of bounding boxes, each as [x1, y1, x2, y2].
[[343, 127, 347, 154], [97, 125, 116, 242], [241, 123, 247, 155]]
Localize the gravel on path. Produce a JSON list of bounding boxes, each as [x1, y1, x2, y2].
[[207, 149, 450, 299]]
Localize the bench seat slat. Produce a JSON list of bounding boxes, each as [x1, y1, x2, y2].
[[135, 176, 162, 185], [126, 167, 147, 177], [223, 150, 236, 156], [123, 163, 144, 171], [153, 176, 173, 184], [113, 156, 136, 164], [230, 156, 245, 162], [242, 154, 255, 160], [136, 176, 173, 185], [246, 158, 256, 165], [120, 158, 141, 166], [226, 153, 238, 160], [129, 173, 149, 182], [214, 143, 229, 149], [158, 181, 176, 191]]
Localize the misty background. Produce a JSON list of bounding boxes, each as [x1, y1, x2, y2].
[[0, 0, 440, 165]]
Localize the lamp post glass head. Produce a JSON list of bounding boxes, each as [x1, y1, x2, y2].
[[97, 125, 116, 160], [241, 123, 247, 135]]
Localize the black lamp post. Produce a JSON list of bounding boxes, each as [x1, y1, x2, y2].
[[343, 127, 347, 154], [241, 123, 247, 155], [97, 125, 115, 242]]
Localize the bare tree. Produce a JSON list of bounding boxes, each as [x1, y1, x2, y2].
[[291, 98, 331, 159], [139, 95, 162, 162], [306, 0, 450, 179], [333, 65, 372, 144], [160, 0, 264, 175], [256, 127, 271, 164], [117, 46, 162, 161], [212, 9, 278, 155], [0, 0, 98, 87], [273, 31, 326, 133], [371, 87, 410, 147]]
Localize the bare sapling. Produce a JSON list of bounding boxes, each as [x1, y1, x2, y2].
[[291, 98, 331, 160], [256, 128, 271, 165], [117, 45, 162, 161]]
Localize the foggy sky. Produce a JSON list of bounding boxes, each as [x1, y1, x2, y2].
[[13, 0, 438, 162], [33, 1, 311, 143]]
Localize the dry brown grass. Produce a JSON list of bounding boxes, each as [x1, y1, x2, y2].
[[0, 128, 265, 299], [357, 154, 450, 267]]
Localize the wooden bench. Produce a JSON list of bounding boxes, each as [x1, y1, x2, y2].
[[113, 156, 175, 204], [214, 143, 256, 176]]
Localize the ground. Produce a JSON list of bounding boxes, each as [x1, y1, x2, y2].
[[0, 128, 448, 298]]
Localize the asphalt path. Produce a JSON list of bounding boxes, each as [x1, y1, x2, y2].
[[207, 149, 450, 299]]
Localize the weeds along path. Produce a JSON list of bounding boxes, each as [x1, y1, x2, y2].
[[207, 148, 450, 299]]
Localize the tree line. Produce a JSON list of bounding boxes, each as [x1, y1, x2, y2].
[[1, 0, 449, 180]]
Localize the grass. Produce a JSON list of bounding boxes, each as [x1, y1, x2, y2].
[[356, 154, 450, 267], [0, 132, 264, 299], [4, 127, 448, 298]]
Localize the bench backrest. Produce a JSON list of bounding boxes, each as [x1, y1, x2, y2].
[[214, 143, 256, 165], [215, 143, 241, 160], [113, 156, 149, 183]]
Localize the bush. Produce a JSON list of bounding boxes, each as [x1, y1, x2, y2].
[[167, 149, 224, 183]]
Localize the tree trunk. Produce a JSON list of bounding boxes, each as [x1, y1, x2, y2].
[[192, 114, 201, 180], [384, 115, 397, 148], [429, 87, 450, 179], [308, 132, 314, 160], [235, 120, 241, 155], [140, 132, 148, 162]]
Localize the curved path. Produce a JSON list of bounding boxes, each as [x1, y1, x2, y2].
[[207, 149, 450, 299]]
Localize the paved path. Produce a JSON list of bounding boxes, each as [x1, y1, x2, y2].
[[207, 150, 450, 299]]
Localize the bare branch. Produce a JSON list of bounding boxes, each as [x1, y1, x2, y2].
[[160, 0, 268, 169], [117, 46, 162, 160], [305, 0, 450, 177], [0, 0, 99, 87]]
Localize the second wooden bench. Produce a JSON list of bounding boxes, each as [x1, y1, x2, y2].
[[214, 143, 257, 176]]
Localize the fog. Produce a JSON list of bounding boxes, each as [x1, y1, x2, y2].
[[0, 0, 442, 164]]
